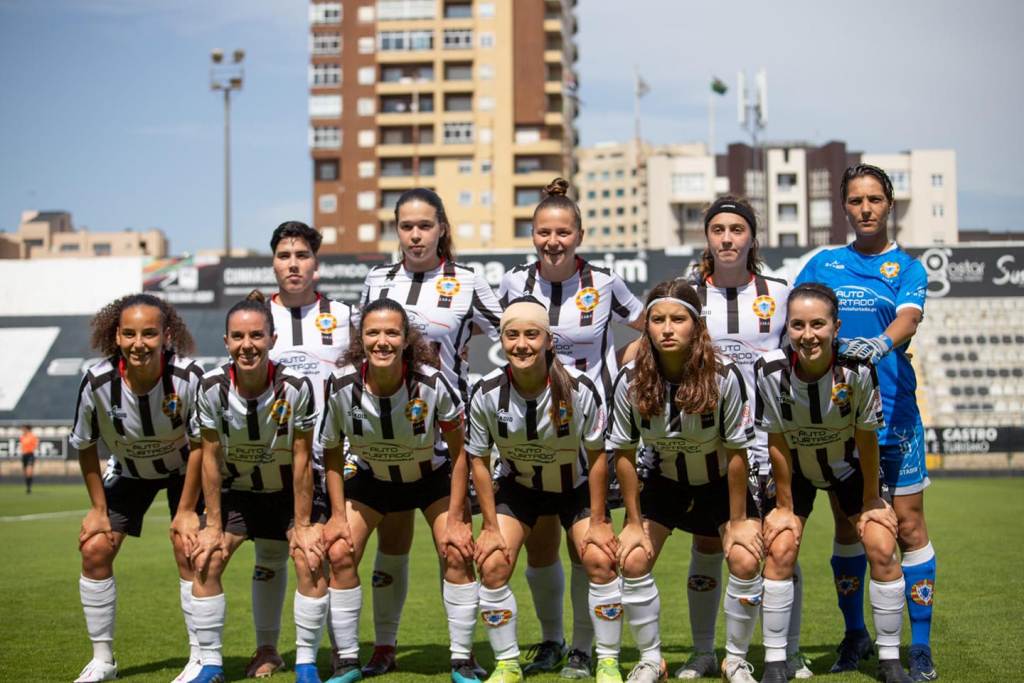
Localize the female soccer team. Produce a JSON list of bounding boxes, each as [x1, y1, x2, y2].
[[71, 165, 933, 683]]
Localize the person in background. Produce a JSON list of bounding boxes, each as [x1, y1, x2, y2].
[[19, 424, 38, 494]]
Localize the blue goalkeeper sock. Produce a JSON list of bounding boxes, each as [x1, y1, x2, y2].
[[902, 542, 936, 646], [831, 541, 867, 634]]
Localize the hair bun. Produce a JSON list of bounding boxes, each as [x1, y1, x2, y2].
[[543, 177, 570, 198], [246, 289, 267, 304]]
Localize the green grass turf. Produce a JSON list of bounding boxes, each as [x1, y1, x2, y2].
[[0, 478, 1019, 682]]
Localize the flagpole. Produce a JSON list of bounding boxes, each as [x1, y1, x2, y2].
[[708, 89, 715, 156]]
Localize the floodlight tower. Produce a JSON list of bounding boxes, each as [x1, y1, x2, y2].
[[210, 48, 245, 256], [737, 68, 768, 238]]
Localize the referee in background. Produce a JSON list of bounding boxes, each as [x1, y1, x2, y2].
[[19, 424, 38, 494]]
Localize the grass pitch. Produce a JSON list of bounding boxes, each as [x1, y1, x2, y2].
[[0, 478, 1019, 682]]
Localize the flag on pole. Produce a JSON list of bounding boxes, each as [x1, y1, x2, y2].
[[636, 73, 651, 98], [711, 77, 727, 95]]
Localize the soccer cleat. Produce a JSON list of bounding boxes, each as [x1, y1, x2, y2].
[[759, 660, 788, 683], [907, 646, 938, 681], [295, 663, 323, 683], [877, 659, 912, 683], [360, 645, 397, 677], [451, 659, 482, 683], [468, 654, 488, 680], [187, 665, 225, 683], [484, 660, 523, 683], [171, 658, 202, 683], [326, 658, 362, 683], [559, 649, 592, 679], [785, 652, 813, 680], [829, 629, 873, 673], [596, 657, 623, 683], [74, 659, 118, 682], [720, 656, 757, 683], [523, 640, 567, 674], [674, 651, 717, 679], [625, 660, 665, 682], [245, 646, 285, 678]]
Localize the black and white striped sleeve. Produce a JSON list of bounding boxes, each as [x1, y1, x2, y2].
[[606, 366, 640, 450], [854, 364, 884, 432], [577, 376, 605, 451], [293, 377, 318, 433], [719, 363, 756, 450], [470, 274, 503, 340], [69, 374, 98, 450], [609, 274, 643, 324], [754, 357, 785, 434], [319, 374, 346, 449], [465, 381, 493, 457], [436, 374, 463, 424]]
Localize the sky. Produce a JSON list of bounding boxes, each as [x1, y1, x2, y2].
[[1, 0, 1022, 255]]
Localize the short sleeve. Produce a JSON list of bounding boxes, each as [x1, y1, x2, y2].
[[319, 376, 345, 450], [606, 366, 640, 449], [352, 274, 373, 331], [69, 375, 99, 449], [719, 365, 756, 450], [497, 275, 513, 309], [465, 382, 493, 457], [794, 252, 822, 286], [577, 377, 605, 451], [435, 374, 463, 423], [185, 366, 203, 442], [755, 362, 785, 434], [896, 258, 928, 314], [470, 274, 503, 340], [609, 275, 644, 324], [196, 384, 219, 432], [293, 378, 318, 433], [854, 365, 885, 432]]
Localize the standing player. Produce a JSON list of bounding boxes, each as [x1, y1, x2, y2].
[[355, 188, 502, 677], [70, 294, 204, 683], [755, 283, 912, 683], [498, 178, 643, 678], [242, 221, 353, 678], [19, 424, 38, 494], [609, 279, 763, 683], [467, 298, 619, 683], [318, 298, 479, 683], [796, 165, 937, 681], [189, 292, 326, 683]]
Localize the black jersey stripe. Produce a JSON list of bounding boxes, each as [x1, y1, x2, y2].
[[548, 281, 563, 329], [525, 399, 539, 441], [109, 375, 126, 437], [696, 282, 708, 309], [138, 394, 156, 437], [250, 465, 265, 492], [843, 436, 858, 472], [779, 365, 793, 421], [351, 381, 364, 436], [610, 291, 632, 320], [560, 462, 574, 493], [497, 376, 511, 439], [705, 450, 722, 483], [124, 457, 141, 478], [290, 306, 304, 345], [816, 447, 843, 489], [674, 450, 689, 484], [405, 271, 425, 306], [524, 263, 538, 295], [807, 381, 823, 424], [668, 385, 682, 431], [419, 460, 433, 480], [472, 290, 502, 329], [380, 397, 395, 439], [224, 462, 242, 489], [152, 458, 169, 475], [726, 287, 739, 334], [245, 399, 261, 440], [531, 465, 544, 490], [279, 464, 293, 493]]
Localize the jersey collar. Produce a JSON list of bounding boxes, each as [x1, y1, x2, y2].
[[229, 360, 276, 391]]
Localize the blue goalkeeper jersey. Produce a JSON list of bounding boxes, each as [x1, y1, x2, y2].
[[795, 243, 927, 446]]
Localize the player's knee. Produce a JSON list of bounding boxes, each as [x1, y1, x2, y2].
[[897, 512, 927, 549], [620, 545, 653, 579], [327, 538, 357, 575], [479, 555, 512, 589], [442, 552, 473, 582], [863, 526, 899, 571], [767, 533, 798, 571], [80, 535, 116, 573], [581, 545, 617, 583], [726, 546, 759, 579]]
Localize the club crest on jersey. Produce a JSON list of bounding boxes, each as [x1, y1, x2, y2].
[[556, 401, 573, 425], [835, 574, 861, 596], [271, 399, 292, 424], [688, 575, 718, 592], [372, 570, 393, 588], [575, 287, 600, 312], [161, 393, 182, 419], [405, 398, 429, 424], [593, 602, 623, 621], [481, 609, 513, 627], [315, 312, 338, 334], [910, 579, 934, 606], [831, 383, 851, 408], [752, 295, 776, 320], [436, 277, 461, 297], [880, 261, 901, 279]]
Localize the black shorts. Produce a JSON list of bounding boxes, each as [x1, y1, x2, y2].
[[640, 472, 759, 538], [791, 467, 889, 520], [104, 472, 192, 537], [201, 489, 296, 541], [494, 476, 604, 531], [21, 454, 35, 469], [343, 462, 451, 515]]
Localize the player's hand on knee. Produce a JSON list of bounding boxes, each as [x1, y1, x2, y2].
[[616, 520, 652, 567], [723, 518, 763, 561], [79, 508, 114, 550], [322, 516, 353, 555], [292, 524, 325, 572], [581, 518, 618, 564], [170, 510, 200, 559], [857, 496, 898, 540], [192, 526, 224, 574], [442, 517, 475, 564], [764, 507, 801, 550], [473, 527, 509, 568]]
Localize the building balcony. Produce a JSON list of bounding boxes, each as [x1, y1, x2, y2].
[[544, 112, 565, 127], [376, 111, 437, 126], [376, 80, 435, 94], [514, 170, 562, 185], [513, 139, 565, 155], [377, 49, 437, 64]]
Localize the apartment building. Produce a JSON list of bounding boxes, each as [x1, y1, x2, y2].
[[0, 210, 168, 259]]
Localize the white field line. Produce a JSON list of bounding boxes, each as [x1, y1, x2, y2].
[[0, 509, 170, 523]]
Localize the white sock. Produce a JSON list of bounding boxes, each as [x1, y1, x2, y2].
[[723, 574, 762, 658], [526, 561, 565, 644], [252, 539, 289, 648], [621, 574, 661, 665], [761, 578, 794, 663], [570, 563, 594, 653], [786, 562, 803, 657], [687, 549, 723, 653], [329, 587, 363, 659], [179, 579, 200, 662], [192, 593, 226, 667], [444, 580, 479, 660], [588, 579, 623, 660], [870, 577, 906, 661], [294, 592, 329, 665], [479, 584, 519, 661], [80, 575, 116, 663], [372, 551, 410, 647]]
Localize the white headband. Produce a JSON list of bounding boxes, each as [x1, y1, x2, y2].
[[645, 296, 701, 318]]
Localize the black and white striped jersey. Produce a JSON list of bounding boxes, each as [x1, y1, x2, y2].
[[607, 358, 756, 487], [70, 353, 203, 480], [319, 363, 462, 484], [466, 366, 605, 493], [195, 362, 317, 493], [754, 349, 884, 490], [694, 273, 790, 475], [498, 258, 643, 400], [357, 260, 502, 401]]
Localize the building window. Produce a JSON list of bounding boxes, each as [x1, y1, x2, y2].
[[382, 190, 405, 208], [615, 207, 625, 216], [309, 94, 342, 118], [602, 226, 611, 236], [357, 97, 375, 116], [358, 223, 377, 242], [778, 233, 799, 247], [310, 63, 341, 86], [457, 223, 475, 239], [357, 129, 376, 148], [480, 159, 492, 174], [311, 33, 341, 55], [515, 127, 541, 144], [381, 63, 434, 83], [671, 173, 705, 194], [478, 96, 495, 111], [379, 30, 434, 51], [745, 170, 765, 196], [357, 67, 375, 85], [809, 168, 830, 196], [890, 170, 909, 193], [357, 36, 375, 54], [445, 93, 473, 112], [443, 29, 473, 49], [319, 193, 338, 213], [444, 1, 473, 19], [458, 191, 472, 206], [478, 63, 494, 80], [357, 5, 375, 22], [516, 188, 543, 206], [59, 243, 80, 252], [601, 208, 610, 217], [479, 127, 492, 144], [320, 227, 337, 244], [932, 203, 945, 218], [444, 62, 473, 81], [315, 159, 339, 181], [480, 191, 492, 206], [777, 172, 798, 190], [378, 0, 435, 20], [683, 207, 701, 223], [586, 190, 596, 199], [614, 169, 625, 179], [419, 158, 436, 176], [443, 122, 473, 144], [777, 203, 798, 222], [514, 219, 533, 238], [310, 3, 342, 24], [457, 158, 473, 174], [931, 173, 944, 187], [358, 161, 375, 178], [310, 126, 341, 149], [479, 31, 494, 48], [601, 189, 610, 198], [586, 209, 596, 218], [615, 188, 625, 197], [93, 243, 112, 256], [810, 198, 832, 228], [357, 191, 376, 210], [478, 2, 495, 17], [381, 158, 413, 176], [586, 172, 596, 181]]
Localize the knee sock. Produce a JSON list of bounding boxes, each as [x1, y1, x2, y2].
[[252, 539, 289, 648], [179, 579, 200, 662], [479, 584, 519, 661], [192, 593, 226, 668], [723, 574, 762, 659], [687, 548, 723, 653], [786, 562, 803, 657], [621, 574, 661, 665], [870, 577, 906, 661], [831, 541, 867, 634], [901, 542, 936, 647], [372, 551, 410, 647], [26, 475, 32, 492], [80, 575, 116, 663], [761, 578, 794, 663], [329, 587, 363, 660], [294, 592, 329, 665], [588, 579, 623, 660], [444, 580, 479, 660], [525, 561, 565, 644], [570, 563, 594, 654]]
